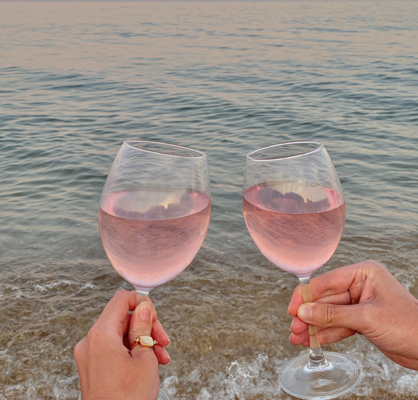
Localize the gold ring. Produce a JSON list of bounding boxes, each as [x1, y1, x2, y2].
[[130, 336, 158, 350]]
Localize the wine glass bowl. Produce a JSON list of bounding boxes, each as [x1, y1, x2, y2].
[[98, 140, 211, 296], [243, 141, 345, 279], [242, 141, 361, 399]]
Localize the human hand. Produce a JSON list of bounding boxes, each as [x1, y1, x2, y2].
[[288, 260, 418, 370], [74, 290, 170, 400]]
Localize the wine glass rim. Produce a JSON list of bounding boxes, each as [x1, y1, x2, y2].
[[123, 139, 206, 159], [247, 140, 324, 161]]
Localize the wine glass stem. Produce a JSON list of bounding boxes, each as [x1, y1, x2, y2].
[[135, 288, 150, 306], [299, 276, 327, 368]]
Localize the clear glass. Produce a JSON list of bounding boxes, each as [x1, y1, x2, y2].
[[158, 389, 170, 400], [99, 140, 211, 400], [242, 141, 361, 399], [99, 139, 211, 296]]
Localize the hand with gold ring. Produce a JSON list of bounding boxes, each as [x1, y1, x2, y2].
[[130, 336, 158, 350], [74, 290, 170, 400]]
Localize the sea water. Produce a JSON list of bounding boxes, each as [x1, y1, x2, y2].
[[1, 2, 418, 398]]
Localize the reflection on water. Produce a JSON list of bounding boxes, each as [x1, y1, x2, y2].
[[1, 1, 418, 399]]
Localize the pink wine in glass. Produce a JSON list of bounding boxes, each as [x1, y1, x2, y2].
[[99, 189, 211, 292], [243, 182, 345, 278]]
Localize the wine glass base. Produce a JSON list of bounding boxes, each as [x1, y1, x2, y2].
[[279, 351, 362, 400], [158, 388, 170, 400]]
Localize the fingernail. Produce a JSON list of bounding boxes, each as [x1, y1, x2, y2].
[[139, 302, 152, 322], [165, 349, 171, 364], [298, 304, 312, 322]]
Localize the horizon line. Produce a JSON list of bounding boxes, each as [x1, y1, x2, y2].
[[0, 0, 402, 2]]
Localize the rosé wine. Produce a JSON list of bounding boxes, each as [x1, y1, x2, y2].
[[243, 183, 345, 277], [99, 189, 211, 291]]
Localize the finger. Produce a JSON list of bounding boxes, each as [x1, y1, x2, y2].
[[128, 301, 154, 355], [288, 265, 361, 317], [319, 327, 357, 344], [290, 316, 308, 335], [98, 290, 137, 330], [315, 291, 352, 306], [289, 330, 309, 346], [135, 297, 169, 346], [290, 318, 329, 338], [291, 318, 332, 335], [289, 261, 368, 316], [297, 302, 366, 331], [154, 345, 171, 365], [121, 313, 132, 337], [309, 262, 367, 302], [73, 337, 87, 366], [136, 295, 160, 324], [123, 315, 169, 348], [288, 286, 352, 317], [99, 291, 161, 336], [152, 320, 170, 347], [288, 286, 303, 316], [290, 326, 356, 346], [288, 284, 353, 318]]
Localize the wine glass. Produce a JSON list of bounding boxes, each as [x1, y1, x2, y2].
[[242, 141, 361, 399], [98, 140, 211, 400]]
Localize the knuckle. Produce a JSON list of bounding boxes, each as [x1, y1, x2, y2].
[[365, 259, 384, 272], [130, 325, 151, 338], [86, 325, 103, 343], [325, 304, 336, 326], [73, 341, 83, 360], [114, 289, 128, 300]]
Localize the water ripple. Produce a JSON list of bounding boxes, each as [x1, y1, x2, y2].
[[0, 1, 418, 399]]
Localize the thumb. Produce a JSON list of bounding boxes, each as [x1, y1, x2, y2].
[[128, 301, 154, 350], [297, 302, 365, 332]]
